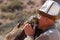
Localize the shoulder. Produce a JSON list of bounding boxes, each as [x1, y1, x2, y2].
[[35, 29, 60, 40], [46, 29, 60, 36], [44, 29, 60, 38], [35, 32, 50, 40]]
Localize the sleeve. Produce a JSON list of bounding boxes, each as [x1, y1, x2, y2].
[[35, 33, 50, 40]]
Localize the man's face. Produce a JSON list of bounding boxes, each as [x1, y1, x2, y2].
[[37, 14, 54, 30]]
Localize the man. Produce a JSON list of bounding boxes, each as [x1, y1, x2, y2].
[[24, 0, 60, 40]]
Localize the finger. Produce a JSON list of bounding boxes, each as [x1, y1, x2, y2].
[[24, 24, 32, 31], [28, 24, 35, 31], [25, 23, 29, 27], [25, 24, 31, 30], [24, 24, 32, 30]]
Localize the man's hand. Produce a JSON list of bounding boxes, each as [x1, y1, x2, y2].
[[24, 23, 35, 36]]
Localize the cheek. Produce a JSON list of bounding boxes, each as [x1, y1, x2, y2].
[[38, 17, 46, 27], [37, 17, 44, 29], [37, 16, 54, 29]]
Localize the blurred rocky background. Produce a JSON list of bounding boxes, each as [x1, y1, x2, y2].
[[0, 0, 59, 40]]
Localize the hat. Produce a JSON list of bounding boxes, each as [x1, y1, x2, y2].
[[39, 0, 60, 16]]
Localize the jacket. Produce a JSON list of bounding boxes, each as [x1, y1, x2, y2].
[[24, 26, 60, 40]]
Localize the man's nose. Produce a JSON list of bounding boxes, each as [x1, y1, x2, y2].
[[37, 14, 41, 19]]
